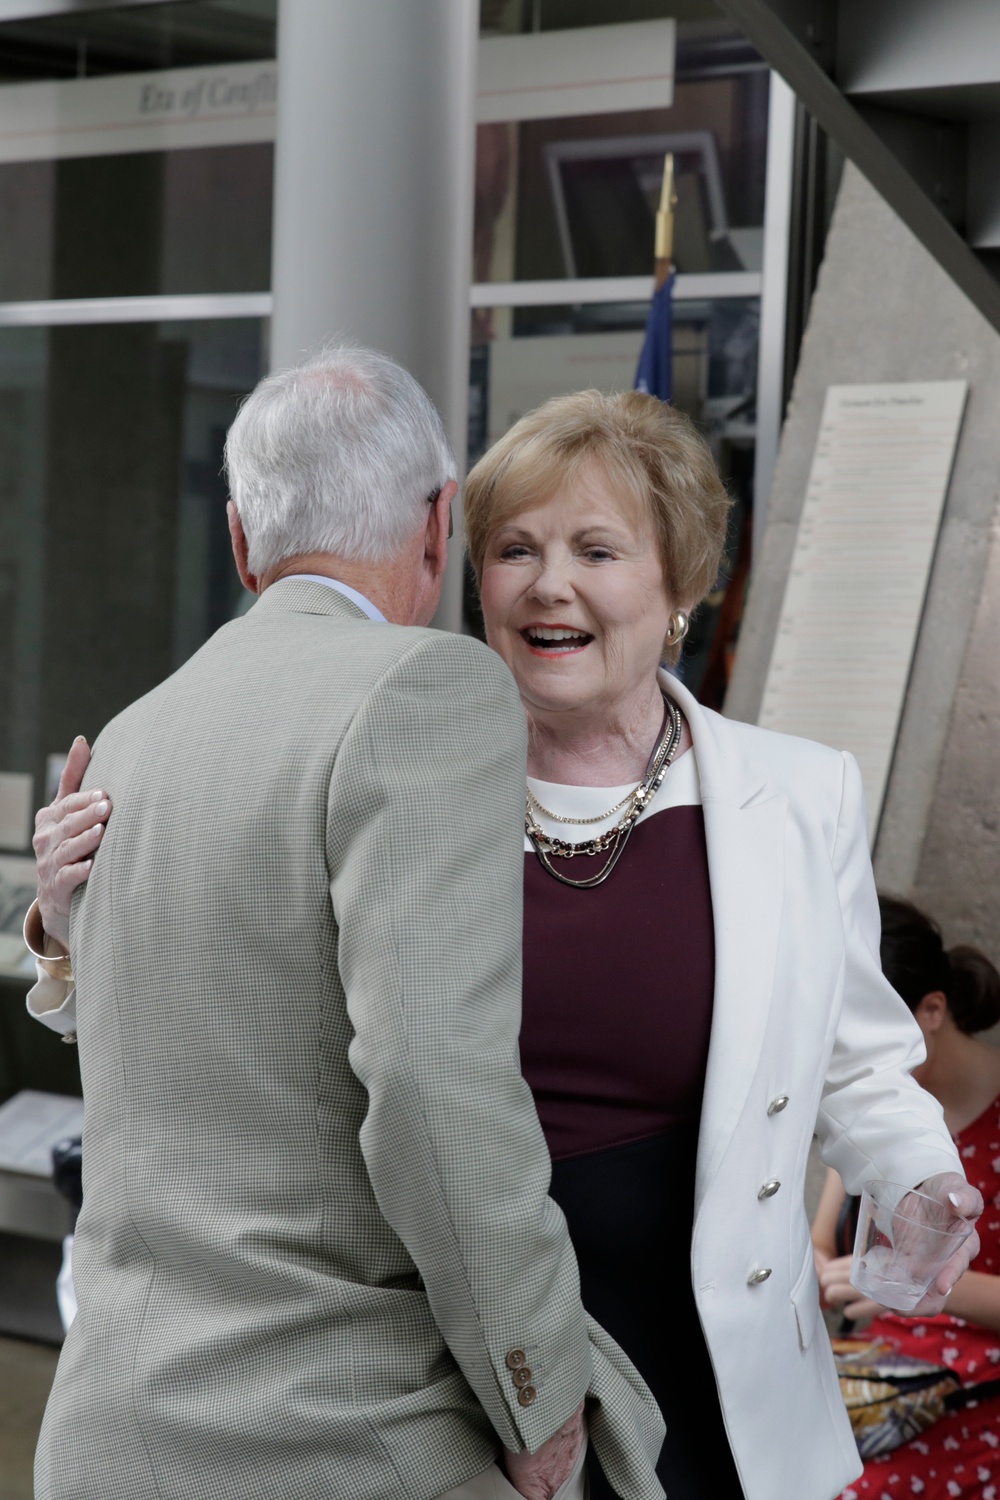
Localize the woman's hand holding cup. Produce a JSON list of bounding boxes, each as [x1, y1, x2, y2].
[[850, 1173, 982, 1318], [911, 1171, 983, 1314]]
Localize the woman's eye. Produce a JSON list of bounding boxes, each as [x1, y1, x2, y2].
[[583, 547, 615, 562], [499, 544, 532, 560]]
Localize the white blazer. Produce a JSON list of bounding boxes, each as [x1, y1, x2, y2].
[[663, 672, 962, 1500]]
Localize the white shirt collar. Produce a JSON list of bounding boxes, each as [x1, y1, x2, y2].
[[279, 573, 386, 622]]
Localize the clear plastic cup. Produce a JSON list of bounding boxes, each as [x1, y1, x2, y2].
[[851, 1178, 974, 1312]]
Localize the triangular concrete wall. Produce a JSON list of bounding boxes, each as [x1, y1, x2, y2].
[[727, 162, 1000, 956]]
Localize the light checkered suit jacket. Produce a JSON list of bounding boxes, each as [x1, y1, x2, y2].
[[35, 581, 663, 1500]]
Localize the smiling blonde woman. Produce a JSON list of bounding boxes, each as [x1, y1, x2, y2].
[[463, 388, 979, 1500]]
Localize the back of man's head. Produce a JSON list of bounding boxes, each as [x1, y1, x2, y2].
[[224, 343, 455, 578]]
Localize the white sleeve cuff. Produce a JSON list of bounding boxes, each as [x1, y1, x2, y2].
[[26, 963, 78, 1038]]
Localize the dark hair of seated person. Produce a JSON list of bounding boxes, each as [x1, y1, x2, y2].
[[879, 894, 1000, 1036]]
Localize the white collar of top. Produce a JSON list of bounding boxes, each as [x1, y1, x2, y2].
[[276, 574, 386, 622]]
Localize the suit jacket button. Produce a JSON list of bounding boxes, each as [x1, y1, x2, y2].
[[767, 1095, 789, 1115], [506, 1349, 527, 1369], [513, 1366, 533, 1386], [758, 1179, 781, 1199], [747, 1267, 772, 1285], [517, 1385, 538, 1407]]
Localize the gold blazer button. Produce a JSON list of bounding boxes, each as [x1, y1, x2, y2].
[[506, 1349, 527, 1369], [517, 1385, 538, 1407]]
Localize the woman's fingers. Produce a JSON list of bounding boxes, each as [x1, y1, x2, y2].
[[32, 758, 109, 951], [935, 1227, 981, 1296], [55, 737, 91, 801], [819, 1255, 863, 1309], [34, 793, 111, 858], [844, 1297, 881, 1321], [49, 823, 105, 874], [53, 858, 94, 900], [52, 801, 110, 858], [819, 1254, 855, 1287], [918, 1171, 984, 1223], [907, 1172, 983, 1313]]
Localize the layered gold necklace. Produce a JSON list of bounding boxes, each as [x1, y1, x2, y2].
[[525, 695, 683, 889]]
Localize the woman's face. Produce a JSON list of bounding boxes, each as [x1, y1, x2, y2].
[[479, 461, 674, 724]]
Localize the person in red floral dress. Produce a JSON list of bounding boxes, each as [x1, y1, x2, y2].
[[813, 896, 1000, 1500]]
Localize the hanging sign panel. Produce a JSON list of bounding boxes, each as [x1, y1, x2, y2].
[[0, 62, 278, 162], [758, 381, 967, 839], [477, 20, 675, 123], [0, 20, 677, 164]]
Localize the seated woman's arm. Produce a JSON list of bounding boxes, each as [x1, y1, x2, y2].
[[811, 1164, 845, 1265], [936, 1269, 1000, 1333]]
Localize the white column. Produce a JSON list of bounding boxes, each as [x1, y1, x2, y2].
[[270, 0, 478, 631]]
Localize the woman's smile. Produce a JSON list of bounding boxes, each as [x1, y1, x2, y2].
[[519, 622, 595, 656]]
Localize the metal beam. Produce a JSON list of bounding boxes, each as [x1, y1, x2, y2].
[[0, 0, 175, 18], [469, 273, 762, 307], [714, 0, 1000, 335], [0, 293, 272, 326], [837, 0, 1000, 96]]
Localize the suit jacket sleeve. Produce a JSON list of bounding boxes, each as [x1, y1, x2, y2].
[[326, 631, 592, 1453], [816, 751, 963, 1194]]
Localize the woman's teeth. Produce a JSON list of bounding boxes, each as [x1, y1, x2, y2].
[[524, 627, 591, 648]]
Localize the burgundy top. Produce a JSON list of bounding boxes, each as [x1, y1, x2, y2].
[[520, 803, 715, 1162]]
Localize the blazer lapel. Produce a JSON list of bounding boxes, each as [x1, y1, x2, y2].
[[661, 676, 787, 1214]]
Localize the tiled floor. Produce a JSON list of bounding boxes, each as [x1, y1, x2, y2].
[[0, 1336, 58, 1499]]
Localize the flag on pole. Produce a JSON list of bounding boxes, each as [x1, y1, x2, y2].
[[635, 152, 676, 402], [635, 270, 675, 401]]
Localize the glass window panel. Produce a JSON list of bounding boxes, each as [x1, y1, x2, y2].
[[0, 317, 267, 811], [474, 71, 769, 284], [0, 1, 276, 85], [0, 144, 272, 301]]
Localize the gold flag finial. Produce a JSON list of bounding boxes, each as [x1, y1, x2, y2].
[[654, 152, 676, 287]]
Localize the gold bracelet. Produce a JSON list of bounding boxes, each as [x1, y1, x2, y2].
[[22, 898, 74, 982]]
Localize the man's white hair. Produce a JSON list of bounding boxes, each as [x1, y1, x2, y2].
[[224, 343, 456, 577]]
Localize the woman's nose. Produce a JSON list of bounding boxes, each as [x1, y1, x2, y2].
[[529, 561, 574, 606]]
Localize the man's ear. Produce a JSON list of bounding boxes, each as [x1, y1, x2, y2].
[[915, 990, 949, 1035], [228, 502, 259, 593], [425, 480, 458, 576]]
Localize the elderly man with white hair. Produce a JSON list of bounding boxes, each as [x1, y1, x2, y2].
[[27, 345, 663, 1500]]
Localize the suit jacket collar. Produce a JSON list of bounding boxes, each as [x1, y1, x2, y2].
[[249, 578, 373, 624]]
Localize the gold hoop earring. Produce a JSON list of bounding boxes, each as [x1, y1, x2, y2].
[[664, 610, 689, 646]]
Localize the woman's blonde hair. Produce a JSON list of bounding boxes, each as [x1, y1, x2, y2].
[[463, 389, 731, 663]]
